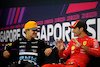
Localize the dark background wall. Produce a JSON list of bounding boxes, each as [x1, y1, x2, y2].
[[0, 0, 99, 8]]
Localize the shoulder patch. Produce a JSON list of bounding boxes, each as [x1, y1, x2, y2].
[[19, 38, 23, 41], [9, 43, 12, 46]]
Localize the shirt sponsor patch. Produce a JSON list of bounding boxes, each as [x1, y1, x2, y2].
[[19, 49, 26, 52], [19, 38, 22, 41], [94, 46, 98, 48], [19, 45, 26, 48], [31, 41, 38, 44], [19, 52, 38, 56], [71, 46, 75, 50], [71, 51, 75, 54], [31, 46, 38, 48], [9, 43, 12, 46], [83, 41, 87, 46], [19, 42, 27, 44]]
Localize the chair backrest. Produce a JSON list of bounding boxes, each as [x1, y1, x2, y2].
[[87, 55, 100, 67]]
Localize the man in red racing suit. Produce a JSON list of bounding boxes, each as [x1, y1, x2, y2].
[[59, 35, 100, 67], [42, 20, 100, 67]]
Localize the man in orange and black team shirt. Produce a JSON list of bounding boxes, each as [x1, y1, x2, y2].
[[42, 20, 100, 67], [3, 21, 52, 67]]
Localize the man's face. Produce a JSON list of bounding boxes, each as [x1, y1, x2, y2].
[[72, 27, 81, 37], [26, 29, 37, 38]]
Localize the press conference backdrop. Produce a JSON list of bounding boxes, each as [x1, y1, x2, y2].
[[0, 1, 100, 45], [0, 1, 100, 67]]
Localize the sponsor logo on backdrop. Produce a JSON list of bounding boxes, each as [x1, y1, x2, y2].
[[0, 1, 100, 46]]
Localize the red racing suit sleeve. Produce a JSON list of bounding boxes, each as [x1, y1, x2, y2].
[[58, 40, 72, 59], [87, 39, 100, 57]]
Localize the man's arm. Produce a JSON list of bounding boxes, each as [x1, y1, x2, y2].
[[72, 38, 89, 52], [87, 39, 100, 57], [3, 41, 18, 58], [72, 38, 100, 57], [39, 40, 52, 56], [3, 43, 12, 58], [81, 45, 89, 52], [57, 39, 71, 59], [44, 48, 52, 56]]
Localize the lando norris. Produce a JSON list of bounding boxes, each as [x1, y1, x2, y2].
[[3, 21, 52, 67]]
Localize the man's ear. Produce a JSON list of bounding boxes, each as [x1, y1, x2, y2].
[[25, 30, 27, 33], [80, 27, 84, 32]]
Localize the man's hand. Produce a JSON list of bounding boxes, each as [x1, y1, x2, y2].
[[72, 38, 89, 52], [3, 50, 10, 58], [44, 48, 52, 56], [72, 38, 81, 48], [56, 39, 65, 53]]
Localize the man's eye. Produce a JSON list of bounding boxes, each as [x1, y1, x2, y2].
[[32, 30, 37, 31]]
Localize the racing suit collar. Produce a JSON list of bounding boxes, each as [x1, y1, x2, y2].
[[77, 35, 88, 39]]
